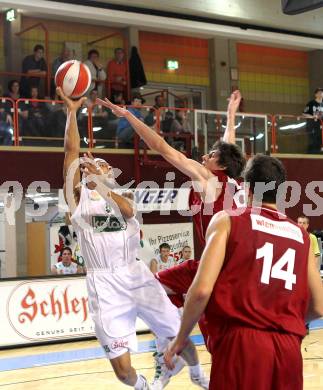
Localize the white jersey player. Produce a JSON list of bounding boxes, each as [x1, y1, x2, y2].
[[58, 87, 208, 390]]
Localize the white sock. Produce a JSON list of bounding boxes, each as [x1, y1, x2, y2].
[[189, 363, 202, 377], [134, 374, 148, 389]]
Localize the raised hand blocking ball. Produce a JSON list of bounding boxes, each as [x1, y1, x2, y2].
[[55, 60, 91, 98]]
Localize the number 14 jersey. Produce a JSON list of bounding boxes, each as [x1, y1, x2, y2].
[[206, 206, 310, 341]]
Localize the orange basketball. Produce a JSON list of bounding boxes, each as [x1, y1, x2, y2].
[[55, 60, 91, 98]]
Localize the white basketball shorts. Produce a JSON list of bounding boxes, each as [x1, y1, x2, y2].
[[86, 260, 181, 359]]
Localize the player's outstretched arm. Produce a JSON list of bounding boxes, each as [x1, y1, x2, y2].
[[164, 211, 230, 368], [222, 90, 241, 145], [58, 87, 86, 209], [306, 242, 323, 322], [97, 98, 208, 181]]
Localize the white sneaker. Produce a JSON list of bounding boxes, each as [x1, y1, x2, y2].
[[190, 371, 210, 389], [150, 352, 185, 389], [136, 374, 151, 390]]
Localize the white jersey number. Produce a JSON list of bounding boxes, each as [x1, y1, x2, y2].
[[256, 242, 296, 291]]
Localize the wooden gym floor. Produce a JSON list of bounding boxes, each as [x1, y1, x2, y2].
[[0, 326, 322, 390]]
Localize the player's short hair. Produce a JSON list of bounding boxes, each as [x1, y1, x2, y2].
[[34, 44, 44, 52], [244, 154, 286, 203], [88, 49, 99, 58], [114, 47, 124, 54], [61, 246, 72, 255], [159, 243, 170, 251], [211, 140, 246, 179], [297, 215, 309, 223]]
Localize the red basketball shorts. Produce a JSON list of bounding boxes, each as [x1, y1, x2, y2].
[[209, 326, 303, 390], [155, 259, 209, 347], [155, 259, 199, 298]]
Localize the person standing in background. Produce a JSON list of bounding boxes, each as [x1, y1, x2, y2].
[[84, 49, 107, 98], [303, 88, 323, 153], [297, 216, 321, 270], [52, 46, 72, 76], [20, 44, 47, 97], [51, 47, 73, 97], [107, 48, 127, 100]]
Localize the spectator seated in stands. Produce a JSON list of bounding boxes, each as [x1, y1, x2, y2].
[[171, 110, 191, 133], [170, 110, 192, 151], [160, 110, 174, 132], [6, 79, 21, 101], [51, 247, 83, 275], [150, 243, 176, 274], [20, 44, 47, 98], [111, 90, 126, 105], [107, 48, 127, 100], [116, 93, 145, 147], [85, 89, 112, 142], [5, 80, 29, 135], [145, 94, 165, 127], [22, 86, 49, 140], [178, 245, 193, 264], [0, 84, 13, 146], [84, 49, 107, 98], [86, 88, 108, 119], [46, 91, 68, 143]]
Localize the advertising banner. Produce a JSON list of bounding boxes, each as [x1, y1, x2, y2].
[[58, 188, 191, 213], [138, 223, 194, 265], [0, 277, 148, 347]]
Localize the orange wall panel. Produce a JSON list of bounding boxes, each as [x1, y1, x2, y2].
[[237, 43, 309, 106], [139, 31, 209, 86], [20, 16, 124, 68]]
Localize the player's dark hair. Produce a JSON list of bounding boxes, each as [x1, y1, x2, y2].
[[33, 44, 44, 52], [88, 49, 99, 58], [244, 154, 286, 203], [159, 243, 170, 251], [211, 140, 245, 179], [61, 246, 72, 255], [114, 47, 124, 54]]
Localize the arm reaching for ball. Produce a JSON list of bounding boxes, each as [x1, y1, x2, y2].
[[57, 87, 87, 211], [96, 97, 209, 183]]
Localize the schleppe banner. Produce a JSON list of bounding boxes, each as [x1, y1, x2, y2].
[[0, 276, 148, 347]]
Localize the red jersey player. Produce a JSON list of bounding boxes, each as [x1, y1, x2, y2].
[[165, 154, 323, 390], [101, 90, 246, 352], [100, 92, 245, 270]]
